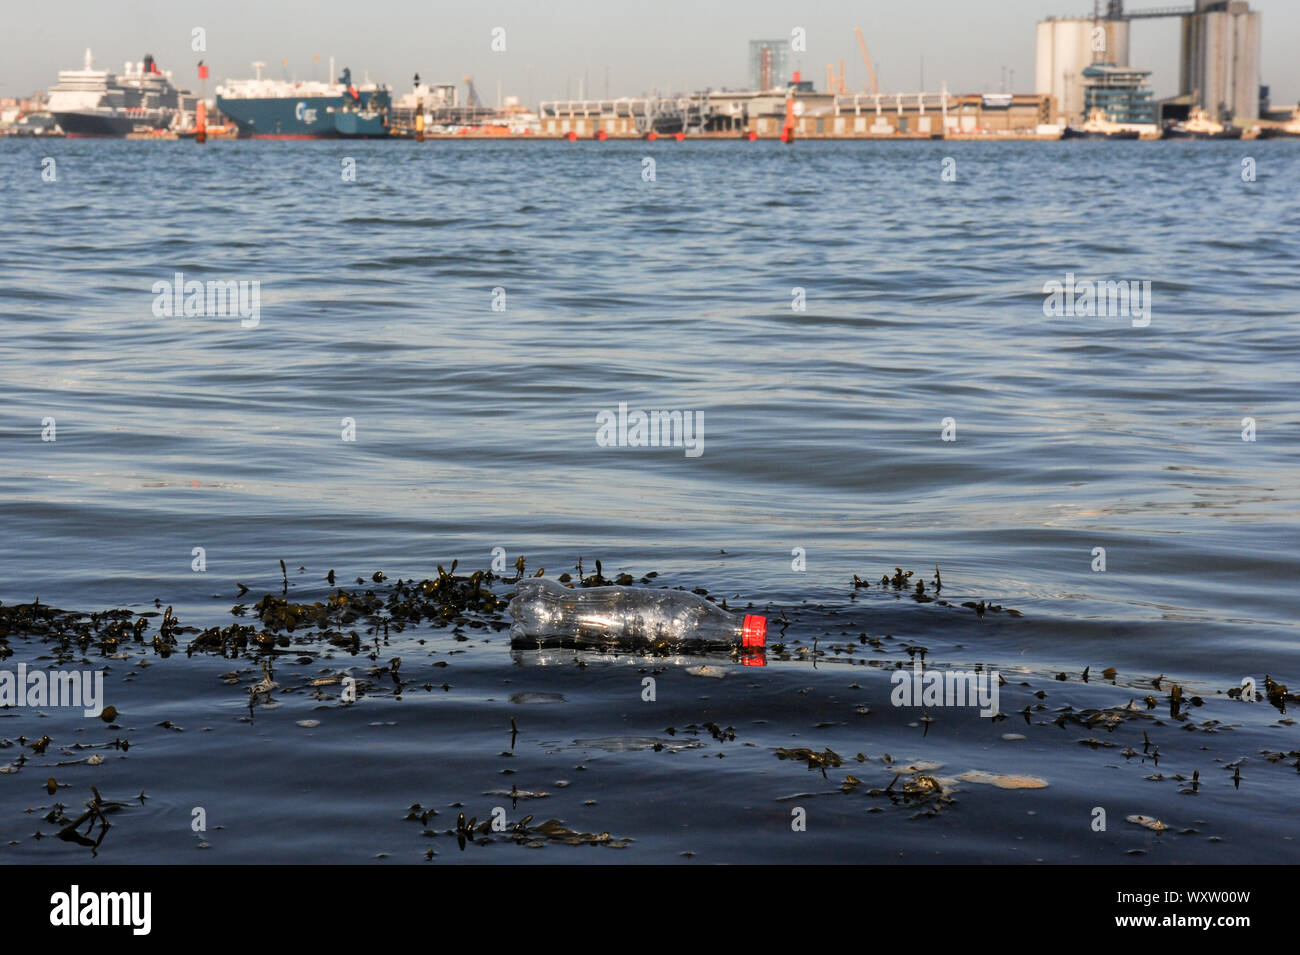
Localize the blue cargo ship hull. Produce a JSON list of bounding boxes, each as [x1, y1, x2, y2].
[[216, 94, 391, 138]]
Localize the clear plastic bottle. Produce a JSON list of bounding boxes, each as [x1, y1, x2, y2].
[[508, 577, 766, 651]]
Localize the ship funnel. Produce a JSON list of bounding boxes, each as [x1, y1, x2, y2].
[[84, 48, 93, 70]]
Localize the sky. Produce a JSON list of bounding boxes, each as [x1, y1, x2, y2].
[[4, 0, 1297, 107]]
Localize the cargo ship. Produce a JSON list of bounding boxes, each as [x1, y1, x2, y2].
[[215, 64, 391, 138], [47, 49, 197, 137]]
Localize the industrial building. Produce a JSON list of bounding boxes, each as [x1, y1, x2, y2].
[[534, 32, 1059, 140], [1036, 1, 1260, 125], [538, 88, 1056, 139], [748, 40, 791, 92], [1081, 62, 1156, 125]]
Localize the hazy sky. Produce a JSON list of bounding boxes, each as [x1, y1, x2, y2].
[[5, 0, 1297, 106]]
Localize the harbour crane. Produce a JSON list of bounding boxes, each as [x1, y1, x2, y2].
[[825, 60, 848, 95], [853, 27, 880, 95], [825, 64, 841, 95]]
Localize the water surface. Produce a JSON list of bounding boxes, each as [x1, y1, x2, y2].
[[1, 138, 1298, 862]]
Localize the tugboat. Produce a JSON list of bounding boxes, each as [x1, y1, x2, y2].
[[4, 112, 64, 137], [46, 49, 197, 137], [1164, 105, 1242, 140], [1257, 106, 1300, 140], [1062, 108, 1141, 140], [216, 64, 391, 138]]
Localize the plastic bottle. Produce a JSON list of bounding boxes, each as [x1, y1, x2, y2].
[[508, 577, 766, 650]]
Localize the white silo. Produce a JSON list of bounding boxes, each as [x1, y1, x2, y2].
[[1181, 1, 1260, 121], [1036, 17, 1130, 120]]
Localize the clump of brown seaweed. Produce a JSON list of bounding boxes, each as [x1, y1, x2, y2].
[[404, 803, 631, 852], [0, 555, 777, 667], [847, 566, 1022, 616], [776, 746, 843, 777], [37, 785, 143, 856]]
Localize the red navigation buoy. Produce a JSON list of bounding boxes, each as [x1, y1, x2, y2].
[[782, 94, 796, 144], [595, 129, 607, 140], [745, 130, 757, 141], [566, 131, 578, 141], [674, 131, 685, 141], [646, 130, 658, 141]]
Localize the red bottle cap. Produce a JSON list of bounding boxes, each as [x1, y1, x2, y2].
[[742, 615, 766, 648]]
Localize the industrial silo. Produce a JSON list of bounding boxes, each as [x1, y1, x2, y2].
[[1036, 17, 1130, 120], [1181, 0, 1260, 121]]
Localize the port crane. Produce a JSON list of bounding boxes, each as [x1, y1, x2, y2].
[[853, 27, 880, 94], [825, 60, 848, 95]]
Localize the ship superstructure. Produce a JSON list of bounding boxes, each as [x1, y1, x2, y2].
[[47, 49, 197, 136]]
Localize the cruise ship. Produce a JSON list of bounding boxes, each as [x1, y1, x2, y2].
[[215, 64, 392, 138], [47, 49, 197, 136]]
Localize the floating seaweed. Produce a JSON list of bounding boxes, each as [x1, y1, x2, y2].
[[48, 786, 132, 856], [849, 567, 1018, 614], [410, 807, 631, 851], [2, 556, 1290, 865], [865, 770, 955, 816], [1126, 814, 1168, 833], [775, 747, 842, 777]]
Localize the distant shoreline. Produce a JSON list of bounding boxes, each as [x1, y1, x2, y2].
[[7, 130, 1288, 142]]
